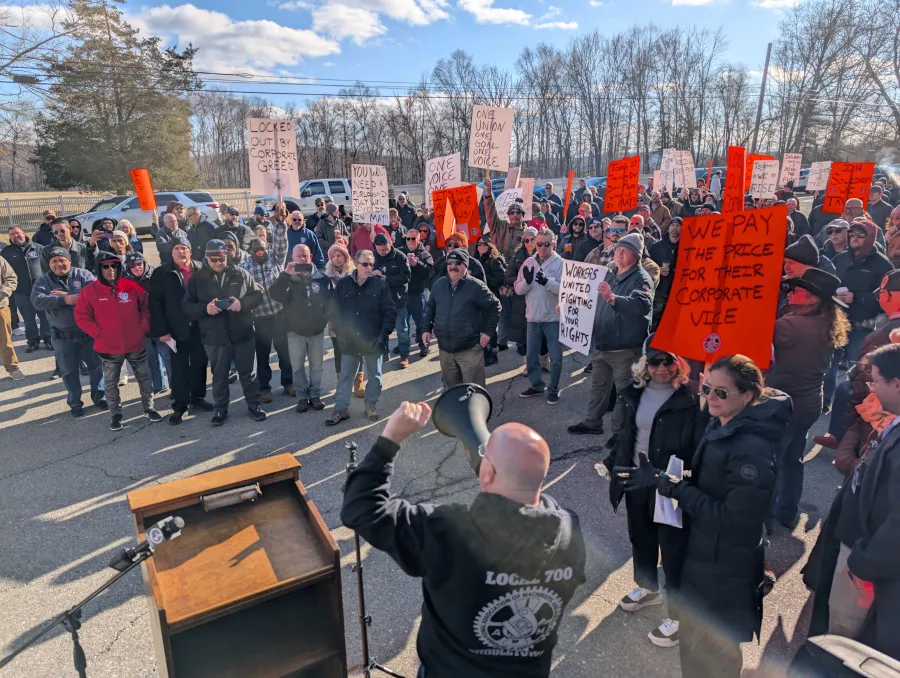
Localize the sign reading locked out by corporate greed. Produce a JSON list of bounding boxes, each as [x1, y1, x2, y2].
[[351, 164, 389, 226], [247, 118, 299, 196], [468, 105, 513, 172]]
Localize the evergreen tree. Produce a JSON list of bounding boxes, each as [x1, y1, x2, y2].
[[35, 0, 200, 191]]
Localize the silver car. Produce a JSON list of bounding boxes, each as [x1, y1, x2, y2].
[[68, 191, 220, 235]]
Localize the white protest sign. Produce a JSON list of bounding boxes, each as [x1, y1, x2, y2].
[[780, 153, 803, 186], [468, 105, 514, 172], [424, 153, 461, 209], [519, 178, 535, 218], [652, 170, 661, 193], [351, 164, 389, 226], [676, 150, 696, 189], [495, 188, 523, 217], [750, 159, 780, 199], [247, 118, 299, 196], [807, 161, 832, 192], [504, 166, 520, 190], [559, 260, 607, 355], [661, 149, 676, 193]]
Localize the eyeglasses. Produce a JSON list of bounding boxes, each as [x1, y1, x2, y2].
[[536, 242, 553, 248], [648, 355, 675, 367], [207, 256, 226, 263], [589, 223, 603, 229], [867, 376, 893, 390], [405, 236, 418, 241], [700, 383, 732, 400], [291, 218, 303, 223], [52, 229, 67, 235], [446, 242, 459, 249], [357, 261, 374, 268], [606, 228, 624, 235], [523, 238, 535, 243], [825, 227, 844, 235], [100, 263, 119, 270], [849, 231, 866, 239], [477, 241, 489, 246]]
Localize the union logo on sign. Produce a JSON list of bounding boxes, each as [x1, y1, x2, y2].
[[702, 333, 722, 354]]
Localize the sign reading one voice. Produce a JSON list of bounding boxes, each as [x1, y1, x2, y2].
[[351, 164, 389, 226], [468, 105, 513, 172], [559, 260, 607, 355], [424, 153, 461, 208], [653, 205, 788, 368], [247, 118, 299, 196]]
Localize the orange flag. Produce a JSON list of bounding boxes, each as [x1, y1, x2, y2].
[[440, 197, 456, 240], [129, 168, 157, 211]]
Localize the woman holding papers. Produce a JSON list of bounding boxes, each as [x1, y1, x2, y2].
[[603, 334, 704, 649], [615, 354, 791, 678]]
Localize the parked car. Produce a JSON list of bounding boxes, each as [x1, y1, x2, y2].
[[297, 178, 352, 214], [585, 176, 607, 198], [795, 168, 811, 193], [696, 166, 727, 185], [66, 191, 220, 236], [476, 178, 506, 198], [257, 196, 303, 215]]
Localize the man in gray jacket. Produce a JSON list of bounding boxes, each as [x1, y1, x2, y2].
[[156, 213, 188, 267], [514, 227, 565, 404]]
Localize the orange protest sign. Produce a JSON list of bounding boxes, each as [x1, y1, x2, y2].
[[722, 146, 746, 213], [745, 154, 774, 193], [652, 205, 788, 369], [433, 184, 479, 247], [439, 197, 456, 242], [823, 162, 875, 214], [604, 155, 640, 213], [561, 169, 574, 220], [129, 168, 156, 211]]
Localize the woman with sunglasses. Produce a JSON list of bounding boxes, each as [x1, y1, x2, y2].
[[615, 354, 791, 677], [821, 219, 849, 259], [603, 334, 703, 649], [476, 236, 507, 365], [501, 227, 539, 358]]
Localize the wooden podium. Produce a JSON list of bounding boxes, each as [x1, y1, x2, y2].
[[127, 454, 346, 677]]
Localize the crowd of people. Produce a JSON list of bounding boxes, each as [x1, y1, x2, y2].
[[2, 171, 900, 677]]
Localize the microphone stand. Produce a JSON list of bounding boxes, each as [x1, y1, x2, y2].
[[0, 522, 179, 676], [343, 440, 406, 678]]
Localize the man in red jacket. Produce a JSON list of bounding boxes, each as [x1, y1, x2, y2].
[[75, 250, 161, 431]]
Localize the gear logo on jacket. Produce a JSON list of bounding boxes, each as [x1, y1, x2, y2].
[[27, 251, 37, 259], [471, 586, 563, 655], [118, 292, 130, 303], [311, 282, 320, 292]]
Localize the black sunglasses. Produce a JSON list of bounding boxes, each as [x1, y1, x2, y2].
[[825, 227, 844, 235], [405, 236, 418, 241], [446, 242, 459, 249], [648, 355, 675, 367], [357, 261, 374, 268], [291, 218, 303, 223], [523, 237, 535, 243], [701, 383, 731, 400], [100, 263, 119, 270], [207, 255, 226, 262], [536, 242, 553, 248]]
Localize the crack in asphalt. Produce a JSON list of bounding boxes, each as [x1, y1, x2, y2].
[[93, 610, 148, 658], [550, 445, 606, 466]]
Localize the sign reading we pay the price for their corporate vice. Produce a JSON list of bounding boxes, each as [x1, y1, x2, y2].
[[247, 118, 299, 196]]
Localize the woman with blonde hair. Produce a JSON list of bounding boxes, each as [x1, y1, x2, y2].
[[603, 333, 704, 649], [117, 219, 144, 253], [324, 243, 365, 397]]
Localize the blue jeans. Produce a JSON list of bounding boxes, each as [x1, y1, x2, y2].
[[406, 293, 426, 350], [526, 321, 563, 393], [772, 412, 819, 523], [14, 294, 50, 344], [823, 348, 843, 408], [335, 352, 382, 411], [395, 305, 411, 357], [828, 379, 852, 438], [498, 295, 511, 346], [55, 335, 104, 409], [287, 331, 325, 399], [146, 337, 171, 391]]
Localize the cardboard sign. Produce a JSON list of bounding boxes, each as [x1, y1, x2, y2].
[[559, 260, 607, 355], [823, 162, 875, 214], [433, 184, 479, 247], [504, 166, 520, 190], [722, 145, 746, 213], [424, 153, 461, 209], [351, 164, 389, 226], [605, 155, 641, 213], [661, 148, 676, 194], [676, 150, 697, 190], [519, 177, 535, 218], [653, 205, 788, 369], [495, 188, 524, 219], [806, 161, 832, 192], [652, 170, 661, 193], [779, 153, 803, 186], [468, 105, 514, 172], [247, 118, 299, 196], [745, 154, 774, 193], [750, 160, 780, 199], [129, 168, 156, 211]]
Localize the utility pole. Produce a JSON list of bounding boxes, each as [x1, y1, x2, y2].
[[751, 42, 772, 154]]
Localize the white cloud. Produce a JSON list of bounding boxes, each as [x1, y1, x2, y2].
[[136, 4, 339, 74], [0, 4, 71, 31], [312, 3, 387, 44], [588, 0, 604, 6], [538, 4, 561, 19], [669, 0, 720, 5], [535, 20, 577, 28], [322, 61, 337, 67], [750, 0, 797, 7], [280, 0, 449, 24], [458, 0, 531, 25]]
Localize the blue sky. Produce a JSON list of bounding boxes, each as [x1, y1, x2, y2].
[[126, 0, 790, 100]]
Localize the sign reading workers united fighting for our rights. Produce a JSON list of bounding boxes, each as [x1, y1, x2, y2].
[[247, 118, 300, 196]]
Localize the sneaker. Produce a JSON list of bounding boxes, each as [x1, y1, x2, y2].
[[326, 409, 350, 426], [228, 371, 238, 384], [43, 339, 53, 350], [398, 358, 409, 369], [50, 369, 61, 380], [619, 587, 663, 612], [12, 327, 25, 336], [484, 350, 498, 367], [295, 398, 309, 413], [190, 398, 214, 411], [145, 409, 162, 423], [260, 390, 273, 404], [71, 405, 84, 417], [168, 412, 184, 426], [308, 396, 325, 411], [419, 347, 429, 358], [568, 422, 603, 435], [541, 355, 551, 372], [109, 414, 124, 431], [248, 404, 267, 422], [94, 399, 109, 411], [520, 387, 544, 398], [583, 363, 593, 374], [547, 392, 559, 405], [25, 342, 39, 354], [211, 410, 228, 426], [284, 384, 297, 397], [118, 374, 128, 387], [392, 345, 401, 355], [648, 619, 679, 648], [8, 369, 25, 381], [365, 405, 379, 421]]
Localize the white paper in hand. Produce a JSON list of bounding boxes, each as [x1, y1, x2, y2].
[[163, 337, 177, 354], [653, 455, 684, 528]]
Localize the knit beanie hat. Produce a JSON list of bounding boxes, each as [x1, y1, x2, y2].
[[615, 232, 644, 259], [328, 242, 350, 263], [784, 235, 819, 266], [447, 248, 470, 266]]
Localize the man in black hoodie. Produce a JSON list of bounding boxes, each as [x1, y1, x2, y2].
[[374, 232, 411, 366], [341, 402, 586, 678], [2, 225, 51, 352], [32, 210, 57, 247]]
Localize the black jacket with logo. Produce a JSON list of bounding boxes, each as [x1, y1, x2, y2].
[[268, 269, 333, 336], [182, 262, 263, 345], [331, 272, 397, 356], [592, 265, 654, 351], [373, 246, 411, 308], [149, 261, 201, 341], [342, 436, 586, 678], [1, 238, 43, 295], [423, 275, 500, 353]]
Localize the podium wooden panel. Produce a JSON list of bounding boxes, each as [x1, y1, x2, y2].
[[127, 454, 346, 677]]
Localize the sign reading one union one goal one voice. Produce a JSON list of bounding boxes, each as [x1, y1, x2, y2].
[[247, 118, 299, 196]]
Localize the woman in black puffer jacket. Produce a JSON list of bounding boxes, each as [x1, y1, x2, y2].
[[502, 227, 537, 353], [476, 236, 506, 365]]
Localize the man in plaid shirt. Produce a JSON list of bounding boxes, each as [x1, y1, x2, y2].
[[241, 216, 295, 402]]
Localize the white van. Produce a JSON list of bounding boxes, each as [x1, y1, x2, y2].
[[297, 178, 352, 214]]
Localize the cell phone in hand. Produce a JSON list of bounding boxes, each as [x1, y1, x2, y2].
[[296, 263, 313, 275], [215, 299, 232, 310]]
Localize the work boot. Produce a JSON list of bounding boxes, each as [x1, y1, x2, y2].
[[260, 390, 273, 404], [365, 405, 378, 422], [308, 397, 325, 410], [326, 409, 349, 426]]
